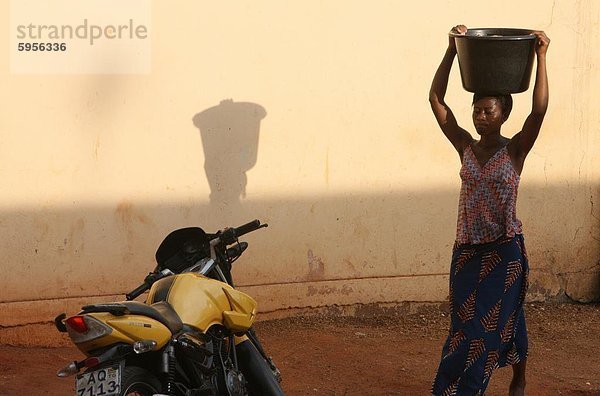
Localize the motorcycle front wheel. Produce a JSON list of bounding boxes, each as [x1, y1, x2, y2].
[[121, 366, 162, 396]]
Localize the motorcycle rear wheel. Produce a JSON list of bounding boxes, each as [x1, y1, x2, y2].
[[121, 366, 162, 396]]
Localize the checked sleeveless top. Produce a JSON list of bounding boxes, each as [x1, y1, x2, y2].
[[457, 143, 522, 245]]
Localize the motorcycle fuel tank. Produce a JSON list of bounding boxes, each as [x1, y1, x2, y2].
[[147, 273, 257, 333]]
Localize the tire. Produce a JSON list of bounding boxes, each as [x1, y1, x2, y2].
[[120, 366, 162, 396], [236, 340, 284, 396]]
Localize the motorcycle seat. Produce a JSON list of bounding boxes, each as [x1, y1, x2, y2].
[[81, 301, 183, 334]]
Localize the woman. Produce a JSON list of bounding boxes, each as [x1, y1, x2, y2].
[[429, 25, 549, 395]]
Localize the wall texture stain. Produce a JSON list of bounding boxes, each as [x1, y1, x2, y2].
[[307, 249, 326, 281]]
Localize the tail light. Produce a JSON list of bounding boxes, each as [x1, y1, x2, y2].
[[65, 315, 112, 344], [65, 316, 88, 333]]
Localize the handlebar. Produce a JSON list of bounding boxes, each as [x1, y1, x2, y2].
[[126, 220, 267, 300], [126, 268, 173, 301], [126, 282, 150, 301], [235, 219, 264, 237], [219, 219, 267, 245]]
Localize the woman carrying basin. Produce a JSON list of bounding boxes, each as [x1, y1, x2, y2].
[[428, 24, 550, 395]]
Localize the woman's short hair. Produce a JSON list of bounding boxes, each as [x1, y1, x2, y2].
[[472, 93, 513, 119]]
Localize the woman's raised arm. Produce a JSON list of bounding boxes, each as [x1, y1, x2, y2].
[[511, 31, 550, 160], [429, 25, 473, 154]]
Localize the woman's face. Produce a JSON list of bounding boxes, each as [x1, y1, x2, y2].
[[472, 97, 506, 135]]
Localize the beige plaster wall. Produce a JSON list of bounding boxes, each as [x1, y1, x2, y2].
[[1, 0, 599, 341]]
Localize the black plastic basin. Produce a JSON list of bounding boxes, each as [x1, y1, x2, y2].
[[449, 28, 536, 94]]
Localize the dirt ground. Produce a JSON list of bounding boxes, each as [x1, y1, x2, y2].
[[1, 302, 599, 395]]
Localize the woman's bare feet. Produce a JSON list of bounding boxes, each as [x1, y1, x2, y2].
[[509, 378, 526, 396]]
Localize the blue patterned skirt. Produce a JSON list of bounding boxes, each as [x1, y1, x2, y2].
[[431, 234, 529, 395]]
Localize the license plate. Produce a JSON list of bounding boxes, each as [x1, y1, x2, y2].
[[76, 364, 121, 396]]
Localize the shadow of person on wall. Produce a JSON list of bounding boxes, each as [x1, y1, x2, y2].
[[192, 99, 267, 215]]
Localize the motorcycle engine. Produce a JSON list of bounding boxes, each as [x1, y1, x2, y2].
[[225, 369, 247, 396]]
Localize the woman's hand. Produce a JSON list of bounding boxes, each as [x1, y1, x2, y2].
[[448, 25, 467, 51], [532, 31, 550, 56]]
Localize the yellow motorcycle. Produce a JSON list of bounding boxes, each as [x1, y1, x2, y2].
[[55, 220, 284, 396]]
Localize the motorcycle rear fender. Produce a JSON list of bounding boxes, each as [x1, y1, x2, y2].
[[74, 313, 171, 355]]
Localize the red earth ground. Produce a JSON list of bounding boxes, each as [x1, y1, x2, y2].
[[1, 302, 599, 395]]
